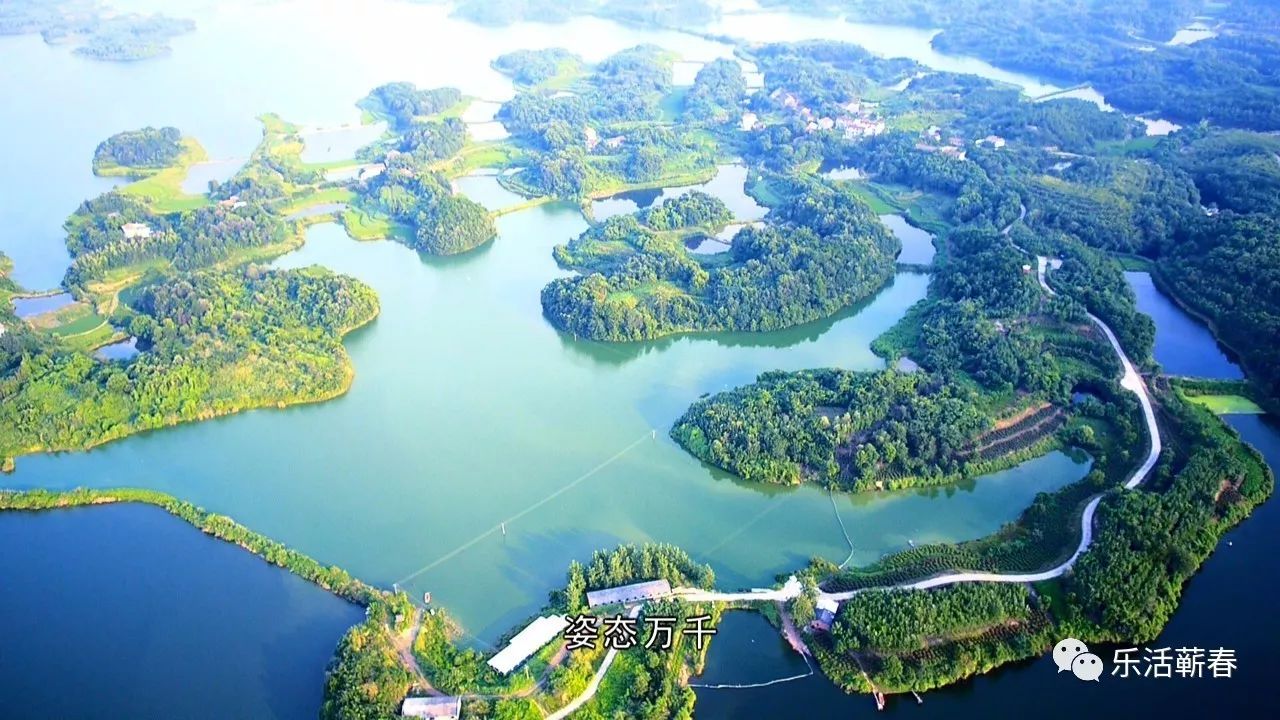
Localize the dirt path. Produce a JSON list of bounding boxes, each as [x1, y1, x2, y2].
[[393, 609, 437, 695]]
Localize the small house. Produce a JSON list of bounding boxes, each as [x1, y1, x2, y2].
[[813, 597, 839, 632], [121, 222, 152, 240], [401, 696, 462, 720]]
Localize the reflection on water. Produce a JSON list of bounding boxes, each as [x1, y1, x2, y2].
[[590, 164, 768, 222], [11, 292, 74, 317], [879, 213, 935, 265], [0, 505, 365, 720], [1125, 271, 1241, 379], [298, 122, 386, 165], [94, 336, 139, 361]]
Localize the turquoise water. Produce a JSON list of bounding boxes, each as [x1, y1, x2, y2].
[[879, 214, 935, 265], [696, 414, 1280, 717], [0, 2, 1219, 717]]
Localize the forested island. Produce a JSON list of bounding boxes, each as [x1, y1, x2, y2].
[[542, 177, 898, 340], [92, 127, 186, 176], [0, 0, 194, 60], [762, 0, 1280, 131], [3, 4, 1280, 718]]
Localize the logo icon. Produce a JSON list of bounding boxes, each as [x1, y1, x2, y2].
[[1053, 638, 1103, 681], [1072, 652, 1104, 681]]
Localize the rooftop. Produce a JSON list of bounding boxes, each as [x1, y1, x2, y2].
[[487, 615, 568, 675], [402, 696, 462, 719], [586, 579, 672, 609]]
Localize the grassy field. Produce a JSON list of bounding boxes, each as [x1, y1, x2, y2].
[[341, 207, 413, 242], [276, 187, 354, 216], [842, 181, 903, 214], [1186, 394, 1265, 414], [117, 137, 211, 213]]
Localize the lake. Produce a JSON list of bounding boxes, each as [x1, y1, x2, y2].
[[94, 336, 140, 361], [695, 414, 1280, 718], [10, 291, 75, 318], [879, 213, 935, 265], [299, 122, 387, 165], [590, 164, 768, 223], [0, 1, 1247, 716], [0, 504, 365, 720], [1125, 271, 1243, 379], [7, 208, 1093, 645]]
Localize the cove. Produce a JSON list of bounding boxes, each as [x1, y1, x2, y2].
[[0, 503, 364, 720], [1124, 271, 1242, 379], [880, 213, 935, 265], [10, 211, 1089, 645], [590, 164, 769, 223], [696, 413, 1280, 717]]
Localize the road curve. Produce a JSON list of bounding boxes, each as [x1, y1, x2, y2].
[[545, 605, 641, 720], [673, 255, 1162, 604], [550, 254, 1163, 716]]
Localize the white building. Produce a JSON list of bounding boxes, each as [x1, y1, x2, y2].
[[401, 696, 462, 720], [487, 615, 569, 675], [586, 579, 672, 608], [740, 111, 759, 131], [121, 222, 152, 240]]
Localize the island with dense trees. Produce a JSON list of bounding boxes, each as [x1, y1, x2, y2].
[[1, 0, 195, 60], [92, 127, 186, 176], [3, 10, 1280, 717], [542, 175, 898, 340]]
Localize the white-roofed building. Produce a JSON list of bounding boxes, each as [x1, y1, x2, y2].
[[401, 696, 461, 719], [121, 222, 153, 240], [585, 579, 672, 609], [487, 615, 569, 675], [814, 596, 839, 631]]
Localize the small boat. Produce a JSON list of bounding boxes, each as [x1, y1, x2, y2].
[[423, 592, 432, 604]]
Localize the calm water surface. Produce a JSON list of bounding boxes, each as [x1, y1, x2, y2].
[[0, 504, 364, 720], [1125, 271, 1242, 379], [10, 292, 75, 318], [696, 414, 1280, 718], [879, 214, 935, 265], [590, 164, 768, 222], [0, 2, 1240, 717]]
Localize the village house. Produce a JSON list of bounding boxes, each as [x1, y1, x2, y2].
[[740, 111, 760, 131], [978, 134, 1007, 149], [401, 696, 462, 720], [813, 597, 839, 632], [603, 135, 625, 150], [121, 222, 152, 240], [584, 125, 599, 151]]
